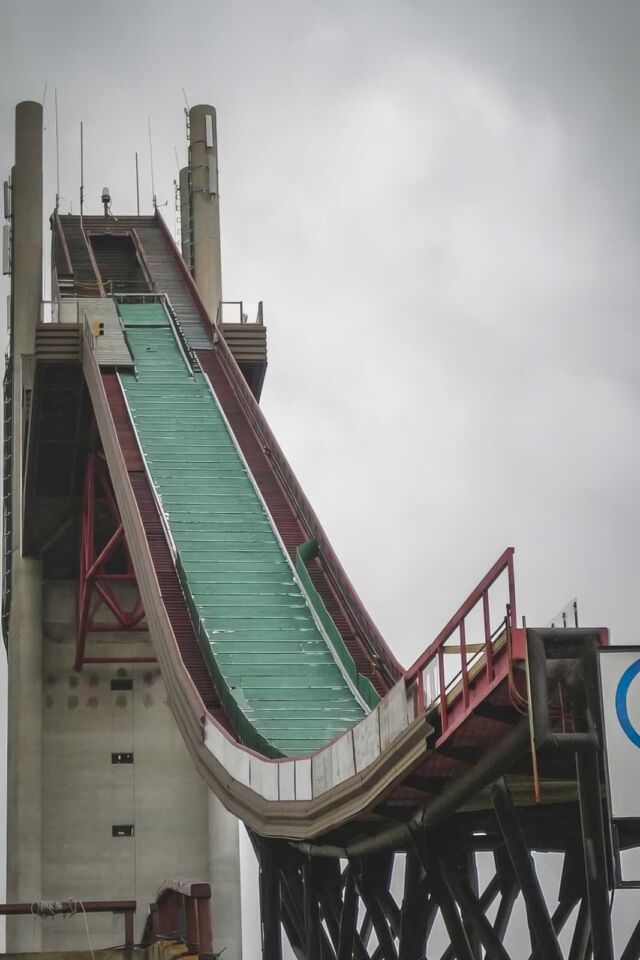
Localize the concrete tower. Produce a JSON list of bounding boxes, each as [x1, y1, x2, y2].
[[188, 105, 222, 322], [6, 100, 44, 949], [4, 102, 242, 958], [186, 104, 242, 960]]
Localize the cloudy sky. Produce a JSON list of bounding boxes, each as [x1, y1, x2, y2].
[[1, 0, 640, 954]]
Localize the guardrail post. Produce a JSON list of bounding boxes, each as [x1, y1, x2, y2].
[[483, 592, 494, 681], [459, 619, 470, 708], [185, 895, 198, 950], [260, 839, 283, 959], [124, 909, 135, 950], [196, 894, 213, 957], [491, 779, 563, 960], [438, 647, 447, 733], [507, 552, 517, 633]]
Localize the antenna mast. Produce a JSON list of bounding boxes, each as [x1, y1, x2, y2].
[[148, 117, 156, 209], [135, 152, 140, 215], [54, 89, 60, 211], [79, 121, 84, 227]]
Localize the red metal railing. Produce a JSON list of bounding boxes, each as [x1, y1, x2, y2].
[[143, 881, 213, 955], [0, 899, 137, 948], [53, 210, 73, 275], [154, 209, 403, 689], [405, 547, 519, 742]]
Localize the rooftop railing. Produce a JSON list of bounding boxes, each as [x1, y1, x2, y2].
[[216, 300, 264, 325]]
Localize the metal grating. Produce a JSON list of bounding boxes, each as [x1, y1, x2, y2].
[[116, 301, 367, 756], [198, 349, 390, 697], [102, 372, 226, 720]]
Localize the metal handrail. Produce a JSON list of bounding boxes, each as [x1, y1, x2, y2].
[[214, 325, 404, 686], [80, 222, 105, 297], [0, 900, 137, 949], [404, 547, 517, 735], [154, 208, 402, 686], [39, 299, 61, 324], [161, 293, 196, 376], [105, 278, 158, 296], [53, 210, 73, 275], [216, 299, 264, 325]]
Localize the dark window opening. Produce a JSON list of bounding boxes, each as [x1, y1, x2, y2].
[[112, 824, 135, 837]]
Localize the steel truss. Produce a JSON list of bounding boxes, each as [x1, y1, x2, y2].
[[252, 630, 640, 959], [75, 443, 154, 671], [253, 793, 639, 959]]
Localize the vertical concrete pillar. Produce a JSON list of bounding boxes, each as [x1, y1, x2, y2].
[[189, 105, 222, 323], [6, 101, 44, 951], [179, 166, 192, 268], [189, 103, 241, 956], [11, 101, 42, 360], [208, 792, 242, 960], [6, 558, 43, 950]]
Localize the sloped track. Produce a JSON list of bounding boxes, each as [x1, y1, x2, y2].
[[78, 211, 538, 842], [51, 204, 624, 958]]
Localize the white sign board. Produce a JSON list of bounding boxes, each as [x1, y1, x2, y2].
[[599, 648, 640, 820]]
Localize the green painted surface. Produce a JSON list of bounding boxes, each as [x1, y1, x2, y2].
[[117, 302, 368, 756], [296, 541, 380, 709]]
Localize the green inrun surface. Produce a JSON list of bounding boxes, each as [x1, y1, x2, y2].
[[117, 302, 367, 756]]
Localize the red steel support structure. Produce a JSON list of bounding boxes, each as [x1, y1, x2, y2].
[[75, 443, 154, 671], [143, 881, 213, 956]]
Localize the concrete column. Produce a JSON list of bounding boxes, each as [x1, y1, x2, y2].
[[190, 101, 242, 955], [12, 101, 42, 359], [6, 557, 43, 950], [179, 166, 192, 268], [6, 100, 44, 951], [189, 105, 222, 323], [10, 101, 42, 555], [208, 792, 242, 960]]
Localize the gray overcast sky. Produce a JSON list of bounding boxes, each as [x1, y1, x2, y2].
[[1, 0, 640, 954]]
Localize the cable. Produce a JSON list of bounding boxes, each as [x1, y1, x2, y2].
[[78, 901, 96, 960], [28, 899, 95, 960]]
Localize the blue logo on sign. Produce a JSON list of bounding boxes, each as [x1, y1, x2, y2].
[[615, 659, 640, 748]]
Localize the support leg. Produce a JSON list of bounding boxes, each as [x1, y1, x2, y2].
[[568, 898, 592, 960], [622, 918, 640, 960], [260, 839, 283, 960], [491, 779, 563, 960], [426, 858, 475, 960], [303, 857, 321, 960], [354, 857, 397, 960], [576, 750, 614, 960], [441, 863, 511, 960]]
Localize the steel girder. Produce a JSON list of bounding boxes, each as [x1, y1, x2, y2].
[[253, 808, 638, 960], [251, 631, 640, 959], [75, 441, 154, 670]]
